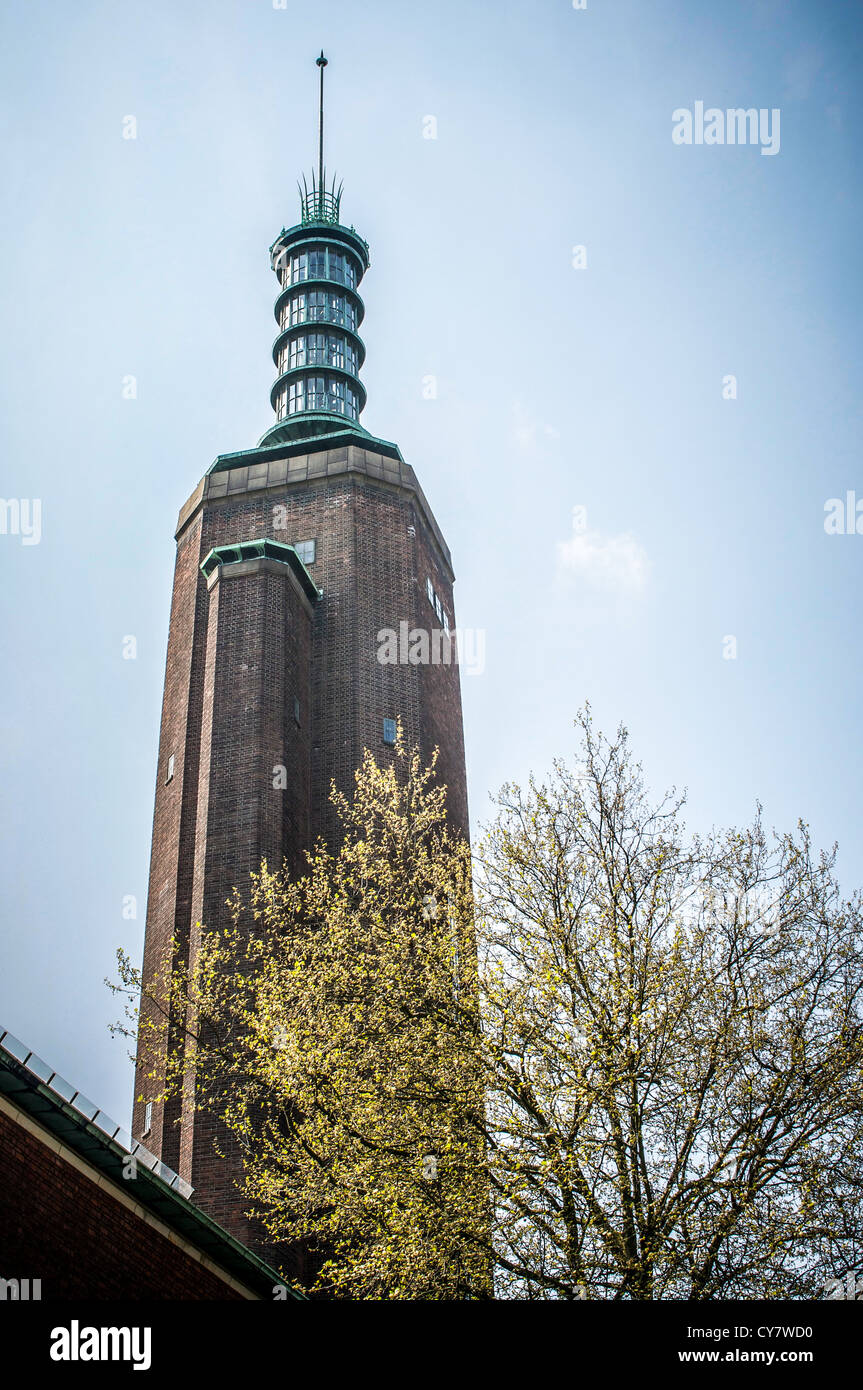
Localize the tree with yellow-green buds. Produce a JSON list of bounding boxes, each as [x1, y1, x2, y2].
[[113, 710, 863, 1299], [474, 707, 863, 1299], [115, 731, 490, 1300]]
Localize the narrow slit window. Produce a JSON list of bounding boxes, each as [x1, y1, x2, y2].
[[143, 1101, 153, 1135], [166, 754, 175, 783]]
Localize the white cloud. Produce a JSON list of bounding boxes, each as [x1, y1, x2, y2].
[[556, 528, 649, 596]]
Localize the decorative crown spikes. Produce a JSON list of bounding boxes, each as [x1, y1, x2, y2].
[[298, 170, 343, 226]]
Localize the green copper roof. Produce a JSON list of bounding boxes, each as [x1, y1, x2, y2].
[[200, 538, 322, 603], [206, 425, 404, 474]]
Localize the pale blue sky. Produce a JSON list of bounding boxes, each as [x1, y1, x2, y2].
[[1, 0, 861, 1124]]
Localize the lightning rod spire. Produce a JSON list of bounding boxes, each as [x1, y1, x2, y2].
[[316, 50, 328, 206]]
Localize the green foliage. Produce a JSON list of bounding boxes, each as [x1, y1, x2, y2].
[[475, 710, 863, 1298], [113, 711, 863, 1300], [117, 733, 489, 1299]]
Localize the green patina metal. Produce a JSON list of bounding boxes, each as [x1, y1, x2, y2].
[[257, 414, 368, 450], [262, 55, 376, 449], [205, 421, 404, 475], [271, 323, 367, 361], [268, 224, 370, 277], [302, 186, 340, 225], [200, 538, 322, 603], [213, 57, 396, 469]]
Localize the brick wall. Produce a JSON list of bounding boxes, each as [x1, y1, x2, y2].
[[0, 1107, 249, 1300], [134, 443, 469, 1269]]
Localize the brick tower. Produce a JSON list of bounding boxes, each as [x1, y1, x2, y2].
[[132, 55, 468, 1264]]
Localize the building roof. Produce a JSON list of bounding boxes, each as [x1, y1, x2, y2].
[[0, 1026, 305, 1301], [200, 537, 322, 604]]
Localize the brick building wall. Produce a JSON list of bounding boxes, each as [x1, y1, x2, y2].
[[0, 1103, 254, 1300], [134, 441, 469, 1262]]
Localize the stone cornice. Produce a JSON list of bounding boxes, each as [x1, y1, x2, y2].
[[175, 443, 455, 583]]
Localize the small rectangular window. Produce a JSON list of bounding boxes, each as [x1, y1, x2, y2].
[[294, 696, 301, 726], [294, 539, 316, 565], [166, 754, 175, 783], [383, 718, 397, 746], [143, 1100, 153, 1135], [426, 576, 435, 606], [434, 593, 443, 621], [443, 611, 450, 636]]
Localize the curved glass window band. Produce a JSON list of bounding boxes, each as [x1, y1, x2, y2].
[[279, 333, 359, 377], [280, 291, 359, 334], [276, 373, 360, 422], [275, 244, 359, 291]]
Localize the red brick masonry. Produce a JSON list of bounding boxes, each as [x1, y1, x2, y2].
[[0, 1104, 249, 1300], [134, 441, 470, 1268]]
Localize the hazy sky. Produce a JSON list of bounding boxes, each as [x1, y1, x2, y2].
[[1, 0, 861, 1126]]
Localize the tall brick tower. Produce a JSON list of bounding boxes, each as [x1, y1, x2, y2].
[[133, 55, 468, 1263]]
